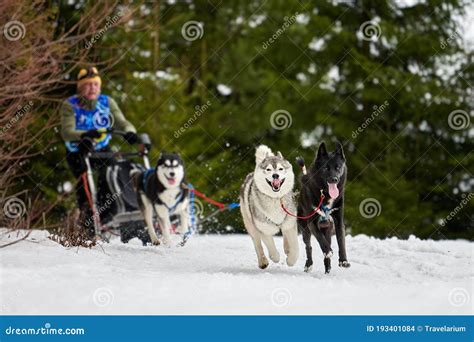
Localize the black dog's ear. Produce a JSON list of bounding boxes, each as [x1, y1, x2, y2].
[[335, 141, 345, 160], [316, 142, 328, 160]]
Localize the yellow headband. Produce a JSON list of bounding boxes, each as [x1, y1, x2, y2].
[[77, 67, 102, 87]]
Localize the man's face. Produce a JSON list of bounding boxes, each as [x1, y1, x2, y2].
[[79, 81, 101, 100]]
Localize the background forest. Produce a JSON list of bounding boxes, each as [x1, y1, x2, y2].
[[1, 0, 472, 239]]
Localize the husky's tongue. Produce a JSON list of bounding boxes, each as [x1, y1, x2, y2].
[[272, 179, 281, 189], [168, 178, 176, 185], [328, 183, 339, 199]]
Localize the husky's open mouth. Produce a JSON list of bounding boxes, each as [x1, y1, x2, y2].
[[266, 178, 285, 192], [165, 176, 176, 185]]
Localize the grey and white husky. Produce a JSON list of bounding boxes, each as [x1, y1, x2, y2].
[[239, 145, 299, 269]]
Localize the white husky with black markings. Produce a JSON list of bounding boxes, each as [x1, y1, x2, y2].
[[240, 145, 299, 269], [131, 152, 189, 246]]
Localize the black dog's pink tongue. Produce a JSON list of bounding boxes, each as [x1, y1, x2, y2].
[[328, 183, 339, 199], [272, 179, 281, 188]]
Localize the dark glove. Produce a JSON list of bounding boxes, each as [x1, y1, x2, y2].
[[81, 130, 102, 139], [78, 137, 95, 154], [124, 132, 138, 144]]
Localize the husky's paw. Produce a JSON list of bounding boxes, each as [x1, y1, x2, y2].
[[151, 238, 161, 246], [304, 265, 313, 273], [269, 252, 280, 263], [258, 257, 269, 269], [324, 258, 331, 274], [176, 226, 187, 235], [286, 253, 297, 267], [339, 260, 351, 268], [324, 251, 333, 259]]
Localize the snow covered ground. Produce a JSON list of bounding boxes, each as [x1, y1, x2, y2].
[[0, 229, 472, 315]]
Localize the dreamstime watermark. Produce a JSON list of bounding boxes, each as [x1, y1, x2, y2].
[[440, 192, 473, 227], [447, 109, 470, 130], [448, 287, 470, 307], [3, 197, 27, 220], [92, 287, 114, 307], [270, 109, 292, 130], [3, 20, 26, 41], [84, 191, 121, 228], [358, 21, 381, 41], [189, 198, 204, 218], [84, 7, 128, 49], [440, 30, 460, 49], [93, 112, 115, 129], [352, 101, 389, 139], [5, 323, 85, 336], [359, 198, 382, 218], [174, 100, 212, 138], [0, 101, 34, 138], [181, 21, 204, 41], [271, 288, 292, 307], [262, 12, 298, 49]]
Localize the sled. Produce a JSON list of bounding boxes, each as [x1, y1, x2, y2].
[[81, 129, 195, 246]]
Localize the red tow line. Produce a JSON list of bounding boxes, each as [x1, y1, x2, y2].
[[183, 185, 227, 210], [280, 190, 325, 220]]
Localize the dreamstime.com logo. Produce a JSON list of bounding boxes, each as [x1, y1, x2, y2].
[[262, 12, 299, 50], [359, 198, 382, 219], [181, 21, 204, 41], [448, 287, 470, 307], [440, 192, 473, 227], [352, 101, 389, 139], [174, 100, 212, 138], [358, 21, 381, 41], [3, 197, 27, 220], [84, 7, 129, 49], [189, 198, 205, 218], [448, 109, 470, 130], [270, 109, 292, 130], [93, 287, 114, 307], [0, 101, 34, 138], [84, 191, 121, 228], [271, 288, 292, 307], [4, 323, 85, 336], [93, 112, 115, 129], [3, 20, 26, 41]]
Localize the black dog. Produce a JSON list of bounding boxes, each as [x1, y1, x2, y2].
[[296, 142, 350, 274]]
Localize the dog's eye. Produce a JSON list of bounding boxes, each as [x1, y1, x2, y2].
[[336, 166, 340, 171], [278, 168, 283, 171], [266, 168, 271, 172]]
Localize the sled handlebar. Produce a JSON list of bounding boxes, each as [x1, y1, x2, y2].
[[105, 128, 152, 150]]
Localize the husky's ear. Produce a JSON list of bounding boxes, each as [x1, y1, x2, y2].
[[276, 151, 283, 159], [316, 142, 328, 160], [156, 151, 165, 166], [335, 141, 345, 160], [255, 145, 273, 164]]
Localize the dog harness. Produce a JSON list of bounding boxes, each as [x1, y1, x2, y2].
[[142, 168, 155, 192], [318, 205, 338, 223], [65, 94, 112, 152]]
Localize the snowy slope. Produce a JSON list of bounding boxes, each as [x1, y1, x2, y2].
[[0, 229, 472, 315]]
